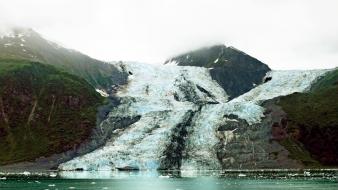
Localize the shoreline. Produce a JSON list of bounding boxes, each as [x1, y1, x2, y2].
[[1, 169, 337, 179]]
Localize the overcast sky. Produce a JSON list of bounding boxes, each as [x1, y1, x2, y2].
[[0, 0, 337, 70]]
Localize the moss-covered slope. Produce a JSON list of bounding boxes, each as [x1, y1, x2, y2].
[[0, 59, 103, 165], [277, 69, 338, 165]]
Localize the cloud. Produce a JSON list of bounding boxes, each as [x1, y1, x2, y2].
[[0, 0, 338, 69]]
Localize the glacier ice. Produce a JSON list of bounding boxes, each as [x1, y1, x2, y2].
[[59, 62, 328, 171], [59, 62, 228, 171], [180, 69, 328, 170]]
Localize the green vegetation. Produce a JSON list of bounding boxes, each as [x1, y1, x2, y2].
[[278, 69, 338, 165], [279, 138, 320, 167], [0, 28, 122, 89], [0, 59, 103, 165]]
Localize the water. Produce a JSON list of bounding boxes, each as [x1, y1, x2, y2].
[[1, 171, 337, 190]]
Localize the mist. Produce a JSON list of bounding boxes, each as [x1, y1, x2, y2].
[[1, 0, 338, 70]]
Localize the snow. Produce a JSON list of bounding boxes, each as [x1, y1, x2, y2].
[[60, 62, 329, 171], [119, 62, 228, 103], [3, 43, 12, 47], [23, 171, 31, 176], [214, 58, 219, 63], [95, 89, 109, 97], [233, 70, 329, 104], [0, 31, 21, 39], [0, 28, 30, 39], [0, 32, 15, 39]]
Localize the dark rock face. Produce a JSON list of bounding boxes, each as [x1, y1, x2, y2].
[[271, 118, 288, 141], [263, 100, 322, 167], [215, 108, 302, 169], [209, 65, 269, 100], [298, 125, 338, 164], [165, 45, 271, 99], [116, 166, 139, 171], [264, 76, 273, 83]]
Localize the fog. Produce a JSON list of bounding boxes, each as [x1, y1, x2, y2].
[[0, 0, 338, 69]]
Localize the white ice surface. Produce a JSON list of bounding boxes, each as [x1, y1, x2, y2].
[[59, 62, 227, 171], [60, 62, 328, 171]]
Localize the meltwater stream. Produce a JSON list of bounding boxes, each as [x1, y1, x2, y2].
[[59, 62, 328, 171]]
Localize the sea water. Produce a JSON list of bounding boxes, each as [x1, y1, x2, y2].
[[0, 170, 337, 190]]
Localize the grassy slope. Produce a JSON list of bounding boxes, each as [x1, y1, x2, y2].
[[0, 29, 121, 89], [278, 69, 338, 166], [0, 59, 103, 165]]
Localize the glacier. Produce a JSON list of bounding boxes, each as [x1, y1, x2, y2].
[[181, 69, 328, 170], [59, 62, 328, 171]]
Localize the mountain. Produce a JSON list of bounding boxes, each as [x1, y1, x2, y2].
[[0, 59, 103, 165], [165, 45, 271, 99], [59, 61, 333, 171], [0, 28, 130, 167], [164, 45, 337, 167], [0, 37, 336, 171], [0, 27, 127, 89]]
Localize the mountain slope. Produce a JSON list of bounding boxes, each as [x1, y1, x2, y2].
[[276, 68, 338, 165], [0, 28, 127, 89], [0, 59, 103, 165], [165, 45, 271, 99]]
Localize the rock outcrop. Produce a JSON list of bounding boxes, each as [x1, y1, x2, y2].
[[165, 45, 271, 99]]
